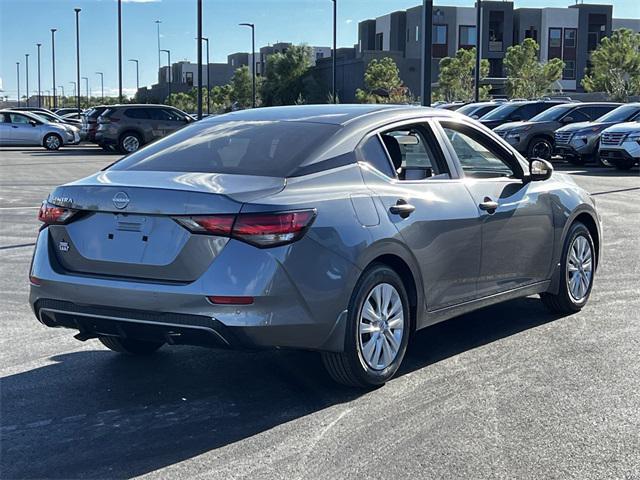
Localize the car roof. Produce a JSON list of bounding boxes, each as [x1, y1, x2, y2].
[[203, 104, 455, 126]]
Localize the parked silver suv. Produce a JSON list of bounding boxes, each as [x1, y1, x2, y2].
[[95, 104, 193, 153], [599, 122, 640, 170]]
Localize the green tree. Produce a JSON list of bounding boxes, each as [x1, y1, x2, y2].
[[355, 57, 412, 104], [166, 91, 196, 112], [582, 29, 640, 102], [261, 45, 312, 106], [504, 38, 564, 99], [229, 66, 258, 108], [434, 48, 490, 102]]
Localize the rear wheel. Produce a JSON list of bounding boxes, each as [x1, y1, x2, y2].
[[118, 132, 142, 154], [43, 133, 62, 151], [321, 264, 410, 388], [99, 337, 164, 355], [541, 222, 595, 314]]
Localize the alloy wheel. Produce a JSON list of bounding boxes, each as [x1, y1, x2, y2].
[[123, 135, 140, 152], [358, 283, 405, 370], [45, 135, 61, 150], [566, 235, 593, 302], [532, 140, 552, 160]]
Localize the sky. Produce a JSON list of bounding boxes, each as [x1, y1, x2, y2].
[[1, 0, 638, 100]]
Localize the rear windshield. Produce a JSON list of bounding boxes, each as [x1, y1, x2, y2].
[[110, 120, 341, 177]]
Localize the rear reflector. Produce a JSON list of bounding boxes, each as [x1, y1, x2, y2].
[[38, 202, 78, 225], [207, 296, 254, 305], [174, 209, 316, 248], [29, 275, 41, 286]]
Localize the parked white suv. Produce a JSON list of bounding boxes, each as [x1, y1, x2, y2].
[[599, 122, 640, 170], [0, 110, 80, 150]]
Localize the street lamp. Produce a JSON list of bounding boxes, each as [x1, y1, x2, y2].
[[199, 37, 211, 115], [239, 22, 256, 108], [118, 0, 123, 102], [331, 0, 337, 104], [25, 54, 29, 106], [128, 60, 139, 99], [420, 0, 433, 106], [16, 62, 20, 107], [69, 81, 77, 106], [197, 0, 203, 119], [58, 85, 65, 107], [160, 49, 171, 102], [51, 29, 57, 109], [96, 72, 104, 102], [155, 20, 162, 75], [45, 90, 50, 108], [474, 0, 482, 102], [82, 76, 89, 106], [74, 7, 81, 113], [37, 43, 42, 108]]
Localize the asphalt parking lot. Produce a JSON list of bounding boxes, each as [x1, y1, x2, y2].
[[1, 145, 639, 480]]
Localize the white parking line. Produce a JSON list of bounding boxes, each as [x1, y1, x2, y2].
[[0, 206, 39, 210]]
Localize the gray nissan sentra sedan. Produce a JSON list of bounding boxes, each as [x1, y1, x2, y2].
[[29, 104, 601, 387]]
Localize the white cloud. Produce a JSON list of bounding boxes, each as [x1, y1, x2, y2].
[[345, 19, 354, 24]]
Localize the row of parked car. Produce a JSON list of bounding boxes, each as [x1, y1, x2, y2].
[[436, 99, 640, 170], [0, 104, 194, 154]]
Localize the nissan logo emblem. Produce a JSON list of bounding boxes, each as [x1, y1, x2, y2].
[[112, 191, 130, 209]]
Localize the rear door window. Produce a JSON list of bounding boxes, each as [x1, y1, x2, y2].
[[125, 108, 150, 119]]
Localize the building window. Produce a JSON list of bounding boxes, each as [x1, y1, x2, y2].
[[549, 28, 562, 48], [407, 28, 410, 43], [488, 11, 504, 52], [525, 27, 538, 42], [185, 72, 193, 87], [563, 60, 576, 80], [564, 28, 577, 48], [416, 25, 420, 42], [432, 24, 448, 58], [375, 32, 384, 50], [316, 52, 324, 60], [459, 25, 476, 49]]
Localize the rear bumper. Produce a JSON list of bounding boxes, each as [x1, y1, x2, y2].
[[94, 132, 117, 146]]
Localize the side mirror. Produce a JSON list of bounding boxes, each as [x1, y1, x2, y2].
[[401, 166, 433, 181], [29, 120, 38, 127], [529, 158, 553, 182], [562, 116, 574, 124]]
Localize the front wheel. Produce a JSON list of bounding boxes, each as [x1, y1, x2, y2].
[[118, 132, 142, 154], [99, 337, 164, 355], [43, 133, 62, 151], [528, 137, 553, 160], [541, 222, 595, 314], [321, 264, 410, 388]]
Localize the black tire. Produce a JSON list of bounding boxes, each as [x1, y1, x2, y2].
[[321, 264, 411, 388], [541, 222, 595, 314], [118, 132, 143, 154], [99, 337, 164, 355], [43, 133, 62, 151], [613, 159, 635, 170], [527, 137, 553, 160]]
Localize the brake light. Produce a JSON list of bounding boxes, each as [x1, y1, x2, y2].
[[37, 202, 77, 225], [174, 209, 316, 248], [207, 295, 254, 305]]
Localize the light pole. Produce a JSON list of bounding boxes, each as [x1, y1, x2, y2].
[[474, 0, 482, 102], [239, 23, 256, 108], [37, 43, 42, 107], [196, 0, 203, 120], [16, 62, 20, 107], [70, 82, 77, 107], [155, 20, 162, 78], [161, 49, 171, 102], [117, 0, 123, 102], [331, 0, 337, 103], [58, 85, 65, 107], [420, 0, 433, 106], [200, 37, 210, 115], [96, 72, 104, 102], [45, 90, 50, 108], [25, 54, 30, 106], [82, 76, 89, 106], [51, 29, 57, 109], [128, 60, 139, 99], [74, 8, 81, 113]]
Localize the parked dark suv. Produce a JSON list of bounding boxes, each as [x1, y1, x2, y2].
[[95, 104, 193, 153], [494, 102, 619, 160], [479, 100, 569, 130], [82, 106, 109, 144]]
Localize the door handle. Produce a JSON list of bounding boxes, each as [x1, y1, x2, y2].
[[389, 199, 416, 218], [11, 125, 18, 128], [479, 197, 499, 213]]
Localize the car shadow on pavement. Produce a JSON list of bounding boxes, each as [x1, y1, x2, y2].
[[1, 297, 560, 479]]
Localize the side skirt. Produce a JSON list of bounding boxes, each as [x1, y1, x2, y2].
[[418, 281, 551, 330]]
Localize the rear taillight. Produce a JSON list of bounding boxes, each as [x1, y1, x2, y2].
[[37, 202, 78, 225], [174, 209, 316, 248]]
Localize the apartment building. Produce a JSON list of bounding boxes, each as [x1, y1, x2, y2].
[[314, 1, 639, 102]]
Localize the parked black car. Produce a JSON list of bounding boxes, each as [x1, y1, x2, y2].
[[456, 101, 506, 119], [95, 104, 194, 153], [494, 102, 619, 160], [479, 100, 570, 129]]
